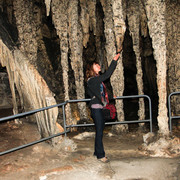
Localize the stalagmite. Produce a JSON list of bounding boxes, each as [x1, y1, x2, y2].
[[127, 0, 145, 127], [144, 0, 169, 135], [101, 0, 128, 132]]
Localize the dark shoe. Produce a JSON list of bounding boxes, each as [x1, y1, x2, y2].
[[98, 157, 110, 163]]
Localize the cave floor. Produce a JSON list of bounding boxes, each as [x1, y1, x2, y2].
[[0, 121, 179, 180]]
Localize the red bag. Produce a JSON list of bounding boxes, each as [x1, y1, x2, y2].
[[103, 103, 116, 120], [101, 82, 116, 120]]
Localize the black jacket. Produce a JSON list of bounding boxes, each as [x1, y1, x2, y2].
[[87, 60, 117, 106]]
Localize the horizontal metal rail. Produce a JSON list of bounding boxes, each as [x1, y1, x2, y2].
[[0, 101, 67, 122], [0, 130, 69, 156], [65, 95, 152, 133], [168, 91, 180, 132], [0, 94, 152, 156], [67, 120, 151, 128]]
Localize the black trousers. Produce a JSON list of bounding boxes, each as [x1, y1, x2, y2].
[[91, 108, 105, 159]]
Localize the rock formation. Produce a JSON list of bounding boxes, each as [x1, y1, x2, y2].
[[0, 0, 179, 143], [0, 40, 61, 146]]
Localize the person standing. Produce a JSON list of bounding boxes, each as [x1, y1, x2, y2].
[[86, 51, 121, 163]]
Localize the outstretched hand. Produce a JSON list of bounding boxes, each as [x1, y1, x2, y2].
[[113, 46, 123, 61]]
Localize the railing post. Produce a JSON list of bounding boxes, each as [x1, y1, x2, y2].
[[147, 95, 152, 133], [168, 93, 172, 132], [168, 91, 180, 132], [62, 103, 67, 136]]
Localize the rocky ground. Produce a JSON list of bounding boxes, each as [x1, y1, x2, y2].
[[0, 120, 179, 180]]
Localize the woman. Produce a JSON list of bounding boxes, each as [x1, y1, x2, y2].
[[86, 51, 121, 163]]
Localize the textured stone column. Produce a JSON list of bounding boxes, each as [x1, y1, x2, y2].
[[51, 0, 74, 127], [68, 0, 88, 121], [101, 0, 128, 132], [127, 0, 145, 127], [166, 0, 180, 117], [144, 0, 169, 135]]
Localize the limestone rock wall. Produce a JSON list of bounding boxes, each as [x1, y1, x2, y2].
[[0, 0, 179, 137]]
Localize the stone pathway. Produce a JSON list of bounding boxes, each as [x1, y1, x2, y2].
[[0, 122, 179, 180]]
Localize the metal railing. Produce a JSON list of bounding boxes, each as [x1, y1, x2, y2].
[[168, 91, 180, 132], [0, 94, 152, 156], [65, 95, 152, 134], [0, 101, 70, 156]]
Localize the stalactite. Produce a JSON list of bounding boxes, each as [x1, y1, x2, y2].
[[144, 0, 169, 135], [112, 0, 126, 51], [68, 0, 88, 121], [51, 0, 74, 126], [45, 0, 51, 16], [87, 0, 97, 34], [0, 41, 19, 117], [101, 0, 128, 132], [127, 0, 145, 127], [95, 0, 106, 72], [13, 0, 38, 65], [0, 40, 62, 145], [139, 0, 148, 38], [80, 0, 90, 48]]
